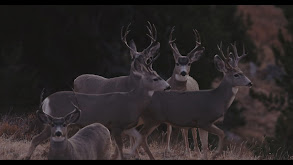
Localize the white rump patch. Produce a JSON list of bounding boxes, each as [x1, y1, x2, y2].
[[175, 74, 188, 82]]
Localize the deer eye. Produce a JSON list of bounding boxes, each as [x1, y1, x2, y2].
[[175, 63, 179, 66], [153, 78, 159, 81], [234, 74, 240, 78], [63, 124, 67, 127], [188, 63, 191, 66], [51, 124, 55, 127]]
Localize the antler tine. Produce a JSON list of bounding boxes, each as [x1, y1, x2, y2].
[[217, 42, 226, 59], [217, 42, 233, 69], [169, 26, 180, 55], [230, 41, 239, 59], [227, 45, 230, 59], [240, 43, 248, 60], [144, 21, 157, 52], [121, 23, 136, 52], [153, 23, 157, 42], [169, 26, 176, 44], [193, 29, 201, 45], [230, 41, 248, 65], [39, 88, 45, 110], [146, 21, 156, 42], [187, 29, 203, 57], [70, 101, 82, 112]]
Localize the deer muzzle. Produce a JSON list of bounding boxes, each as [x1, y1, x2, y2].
[[164, 86, 171, 91], [247, 82, 253, 88]]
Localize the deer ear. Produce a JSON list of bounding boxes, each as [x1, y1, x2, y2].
[[214, 55, 227, 72], [37, 110, 53, 124], [132, 58, 143, 72], [148, 42, 160, 55], [129, 40, 137, 59], [188, 47, 205, 63], [64, 109, 80, 124]]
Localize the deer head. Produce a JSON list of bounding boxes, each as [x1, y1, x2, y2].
[[214, 42, 252, 88], [37, 105, 81, 142], [169, 26, 205, 81], [121, 22, 160, 74]]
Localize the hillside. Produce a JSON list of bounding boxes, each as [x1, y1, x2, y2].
[[231, 5, 290, 141]]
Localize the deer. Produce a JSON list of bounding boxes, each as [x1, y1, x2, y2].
[[24, 59, 170, 160], [164, 26, 206, 157], [36, 106, 112, 160], [133, 42, 253, 160], [73, 22, 160, 158], [73, 22, 160, 94]]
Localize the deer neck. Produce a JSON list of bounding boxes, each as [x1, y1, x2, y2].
[[169, 72, 187, 90], [214, 78, 239, 112], [132, 84, 153, 107], [49, 138, 72, 159]]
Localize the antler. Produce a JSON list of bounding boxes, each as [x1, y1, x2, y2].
[[217, 42, 234, 70], [187, 29, 203, 56], [144, 21, 157, 52], [169, 26, 181, 56], [142, 21, 160, 70], [38, 88, 45, 110], [230, 41, 248, 67], [121, 23, 137, 53], [188, 29, 201, 55], [145, 52, 160, 71]]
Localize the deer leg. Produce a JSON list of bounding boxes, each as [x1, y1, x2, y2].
[[138, 122, 160, 160], [112, 128, 125, 160], [181, 128, 191, 157], [111, 140, 119, 160], [24, 125, 50, 160], [123, 128, 142, 159], [191, 128, 200, 154], [201, 124, 225, 159], [165, 124, 172, 153], [198, 128, 209, 160]]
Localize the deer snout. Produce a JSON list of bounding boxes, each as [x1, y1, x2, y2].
[[55, 131, 62, 137], [164, 86, 171, 91], [247, 82, 253, 88], [180, 71, 187, 76]]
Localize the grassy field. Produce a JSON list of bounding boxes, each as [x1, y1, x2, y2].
[[0, 136, 260, 160], [0, 112, 292, 160]]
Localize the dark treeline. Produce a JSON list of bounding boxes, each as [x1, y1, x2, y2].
[[0, 5, 255, 113]]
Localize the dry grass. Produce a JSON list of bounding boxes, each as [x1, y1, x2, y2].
[[0, 112, 292, 160], [0, 135, 259, 160], [0, 136, 48, 160], [0, 134, 286, 160]]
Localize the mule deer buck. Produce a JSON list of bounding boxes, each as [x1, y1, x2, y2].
[[36, 107, 112, 160], [164, 26, 206, 157], [24, 61, 170, 160], [134, 42, 253, 160], [73, 22, 160, 158]]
